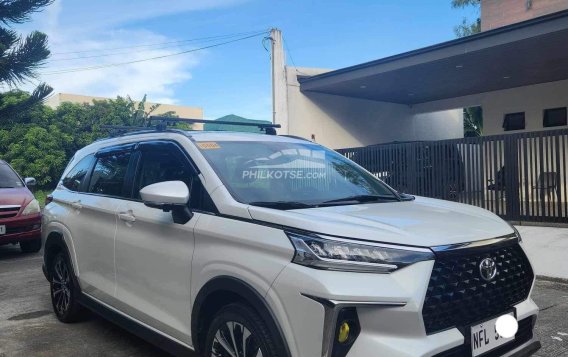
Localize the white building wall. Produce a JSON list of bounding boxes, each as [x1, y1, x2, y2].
[[412, 79, 568, 136], [282, 66, 464, 149]]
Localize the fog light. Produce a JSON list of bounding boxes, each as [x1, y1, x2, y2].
[[337, 322, 350, 343], [331, 308, 360, 357]]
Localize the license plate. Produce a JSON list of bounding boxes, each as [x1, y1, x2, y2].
[[0, 225, 5, 235], [471, 313, 515, 356]]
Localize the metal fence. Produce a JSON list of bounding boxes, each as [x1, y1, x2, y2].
[[337, 129, 568, 223]]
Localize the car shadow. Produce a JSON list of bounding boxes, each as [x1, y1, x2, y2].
[[0, 243, 40, 261]]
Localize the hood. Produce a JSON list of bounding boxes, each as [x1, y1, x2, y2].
[[0, 187, 34, 207], [247, 196, 514, 247]]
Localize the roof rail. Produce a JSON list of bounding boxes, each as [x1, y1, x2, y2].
[[148, 116, 281, 135], [100, 117, 281, 136]]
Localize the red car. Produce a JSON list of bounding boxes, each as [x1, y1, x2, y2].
[[0, 160, 41, 253]]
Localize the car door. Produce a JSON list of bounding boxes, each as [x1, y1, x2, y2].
[[63, 145, 134, 303], [114, 140, 209, 344]]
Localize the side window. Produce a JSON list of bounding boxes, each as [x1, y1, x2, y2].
[[62, 154, 95, 192], [134, 143, 194, 199], [134, 142, 217, 213], [88, 151, 132, 197]]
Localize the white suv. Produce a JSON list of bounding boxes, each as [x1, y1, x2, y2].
[[42, 128, 540, 357]]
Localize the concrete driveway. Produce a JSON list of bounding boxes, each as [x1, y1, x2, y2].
[[0, 244, 567, 357]]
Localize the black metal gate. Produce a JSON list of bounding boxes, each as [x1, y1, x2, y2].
[[337, 129, 568, 223]]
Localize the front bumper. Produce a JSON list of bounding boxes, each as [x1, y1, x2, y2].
[[267, 259, 540, 357], [0, 213, 41, 245]]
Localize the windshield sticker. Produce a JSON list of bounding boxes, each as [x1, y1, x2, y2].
[[197, 142, 221, 150]]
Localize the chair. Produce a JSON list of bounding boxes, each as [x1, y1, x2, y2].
[[533, 172, 558, 201], [487, 166, 506, 192]]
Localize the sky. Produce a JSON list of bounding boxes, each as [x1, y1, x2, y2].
[[19, 0, 478, 120]]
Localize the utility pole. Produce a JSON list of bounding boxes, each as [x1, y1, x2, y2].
[[270, 28, 289, 134]]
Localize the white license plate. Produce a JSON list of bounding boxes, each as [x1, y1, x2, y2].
[[0, 225, 5, 235], [471, 313, 515, 356]]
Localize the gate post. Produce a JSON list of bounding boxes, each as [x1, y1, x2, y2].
[[504, 136, 521, 221]]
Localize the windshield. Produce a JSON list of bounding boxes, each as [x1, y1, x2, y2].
[[196, 140, 398, 207], [0, 163, 24, 188]]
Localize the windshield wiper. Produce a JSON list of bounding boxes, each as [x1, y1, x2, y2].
[[319, 194, 401, 206], [249, 201, 316, 210], [0, 186, 15, 188]]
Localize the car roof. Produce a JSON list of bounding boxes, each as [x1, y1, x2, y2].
[[94, 130, 312, 145]]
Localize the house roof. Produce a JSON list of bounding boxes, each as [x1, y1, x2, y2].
[[203, 114, 272, 133], [300, 9, 568, 105]]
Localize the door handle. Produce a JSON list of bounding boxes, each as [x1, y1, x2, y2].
[[71, 201, 82, 210], [118, 212, 136, 223]]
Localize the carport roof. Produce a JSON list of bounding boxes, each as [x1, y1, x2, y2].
[[299, 10, 568, 105]]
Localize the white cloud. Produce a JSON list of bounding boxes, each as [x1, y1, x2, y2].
[[21, 0, 246, 104]]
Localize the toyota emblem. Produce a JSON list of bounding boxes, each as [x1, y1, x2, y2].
[[479, 258, 498, 281]]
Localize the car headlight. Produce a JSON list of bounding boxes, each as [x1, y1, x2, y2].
[[21, 199, 40, 216], [510, 224, 522, 243], [287, 232, 434, 273]]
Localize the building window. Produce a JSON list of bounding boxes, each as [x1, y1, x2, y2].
[[543, 107, 567, 128], [503, 112, 525, 131]]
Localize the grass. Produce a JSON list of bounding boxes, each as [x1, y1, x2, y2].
[[32, 189, 50, 209]]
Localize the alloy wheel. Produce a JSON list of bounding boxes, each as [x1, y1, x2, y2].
[[211, 321, 263, 357], [51, 257, 72, 316]]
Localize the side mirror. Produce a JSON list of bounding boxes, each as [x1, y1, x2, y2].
[[140, 181, 193, 224], [24, 177, 37, 187]]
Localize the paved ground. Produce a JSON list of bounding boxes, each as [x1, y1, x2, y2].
[[516, 225, 568, 281], [0, 245, 567, 357]]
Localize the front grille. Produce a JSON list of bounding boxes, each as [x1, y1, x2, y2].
[[434, 316, 535, 357], [423, 240, 534, 335], [0, 205, 20, 219]]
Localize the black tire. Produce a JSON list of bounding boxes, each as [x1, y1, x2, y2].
[[20, 239, 41, 253], [204, 303, 285, 357], [49, 252, 85, 322]]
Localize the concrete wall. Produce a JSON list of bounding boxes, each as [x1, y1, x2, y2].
[[283, 67, 464, 149], [412, 79, 568, 136], [481, 0, 568, 31]]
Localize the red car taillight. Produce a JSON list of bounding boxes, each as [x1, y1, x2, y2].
[[45, 195, 53, 206]]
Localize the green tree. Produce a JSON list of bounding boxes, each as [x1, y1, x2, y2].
[[463, 106, 483, 137], [0, 91, 181, 189], [451, 0, 481, 37], [0, 0, 54, 119]]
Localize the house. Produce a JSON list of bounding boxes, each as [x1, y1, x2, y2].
[[271, 1, 568, 224], [273, 1, 568, 149]]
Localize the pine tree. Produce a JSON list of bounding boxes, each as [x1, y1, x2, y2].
[[0, 0, 54, 118]]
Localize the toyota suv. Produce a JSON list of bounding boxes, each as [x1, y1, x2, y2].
[[0, 160, 41, 253], [42, 126, 540, 357]]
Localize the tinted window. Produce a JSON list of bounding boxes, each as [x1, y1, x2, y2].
[[543, 107, 567, 128], [62, 154, 95, 192], [134, 142, 216, 212], [0, 163, 23, 188], [133, 144, 194, 199], [503, 112, 525, 131], [88, 151, 132, 197]]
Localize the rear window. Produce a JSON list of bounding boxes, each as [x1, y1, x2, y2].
[[0, 163, 23, 188], [88, 152, 132, 197], [62, 154, 95, 192]]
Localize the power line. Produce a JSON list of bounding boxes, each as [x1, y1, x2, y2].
[[51, 29, 269, 56], [282, 35, 309, 76], [49, 32, 267, 62], [51, 36, 245, 62], [41, 32, 268, 76]]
